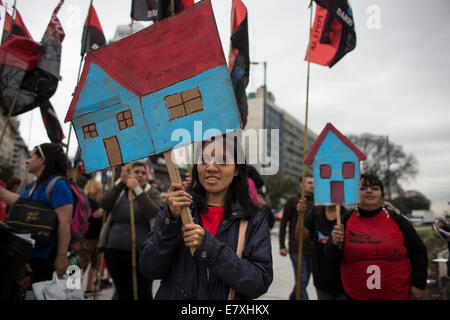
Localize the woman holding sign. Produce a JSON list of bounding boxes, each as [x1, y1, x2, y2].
[[325, 174, 428, 300], [139, 136, 273, 299]]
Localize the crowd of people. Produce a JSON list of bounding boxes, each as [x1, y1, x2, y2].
[[0, 140, 447, 300]]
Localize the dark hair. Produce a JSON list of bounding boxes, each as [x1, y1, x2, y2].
[[6, 177, 21, 191], [132, 161, 146, 169], [360, 173, 384, 196], [34, 143, 68, 189], [299, 174, 313, 183], [190, 135, 259, 220]]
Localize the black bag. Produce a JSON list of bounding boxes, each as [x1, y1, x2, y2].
[[6, 177, 63, 246]]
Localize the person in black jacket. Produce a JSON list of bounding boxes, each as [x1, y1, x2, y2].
[[325, 174, 428, 300], [139, 136, 273, 299]]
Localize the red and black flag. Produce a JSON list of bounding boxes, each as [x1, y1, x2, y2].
[[1, 7, 34, 44], [229, 0, 249, 127], [0, 0, 65, 143], [81, 3, 106, 55], [131, 0, 194, 22], [306, 0, 356, 67]]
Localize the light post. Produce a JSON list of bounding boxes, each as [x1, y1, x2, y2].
[[250, 61, 267, 128]]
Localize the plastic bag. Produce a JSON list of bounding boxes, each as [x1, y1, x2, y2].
[[32, 272, 84, 300]]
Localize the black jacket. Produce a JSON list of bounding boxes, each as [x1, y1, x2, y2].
[[139, 201, 273, 300]]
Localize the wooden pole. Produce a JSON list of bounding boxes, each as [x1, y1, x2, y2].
[[170, 0, 175, 16], [128, 165, 138, 300], [66, 1, 92, 157], [163, 150, 195, 255], [0, 89, 20, 147], [295, 0, 314, 300], [228, 0, 236, 67], [336, 204, 341, 227]]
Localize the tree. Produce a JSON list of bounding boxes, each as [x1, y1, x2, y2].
[[392, 190, 431, 215], [265, 172, 298, 208], [347, 133, 418, 199]]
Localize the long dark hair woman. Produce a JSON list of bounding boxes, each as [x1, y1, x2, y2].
[[139, 135, 273, 299], [0, 143, 73, 283]]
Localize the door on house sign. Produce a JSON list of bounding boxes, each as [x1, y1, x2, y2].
[[330, 181, 345, 204], [104, 136, 123, 167]]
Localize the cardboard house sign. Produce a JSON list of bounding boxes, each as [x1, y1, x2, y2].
[[65, 0, 241, 173], [305, 123, 366, 205]]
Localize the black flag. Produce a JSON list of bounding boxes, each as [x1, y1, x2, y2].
[[229, 0, 249, 127], [81, 4, 106, 55]]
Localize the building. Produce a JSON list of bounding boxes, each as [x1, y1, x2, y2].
[[0, 115, 31, 181], [245, 86, 316, 181], [110, 21, 146, 43], [11, 133, 31, 179]]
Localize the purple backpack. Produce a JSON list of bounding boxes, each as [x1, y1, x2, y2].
[[69, 183, 92, 241]]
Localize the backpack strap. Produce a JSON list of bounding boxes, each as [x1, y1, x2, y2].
[[228, 219, 248, 300], [45, 176, 64, 202]]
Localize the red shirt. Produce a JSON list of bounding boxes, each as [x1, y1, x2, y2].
[[200, 205, 225, 237], [341, 209, 412, 300]]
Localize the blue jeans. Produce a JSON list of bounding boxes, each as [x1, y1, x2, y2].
[[289, 253, 312, 300], [316, 288, 348, 300]]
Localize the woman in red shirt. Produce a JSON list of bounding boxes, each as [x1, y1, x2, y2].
[[325, 174, 428, 300]]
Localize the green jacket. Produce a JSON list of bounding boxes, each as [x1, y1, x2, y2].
[[97, 181, 162, 251], [99, 181, 161, 221]]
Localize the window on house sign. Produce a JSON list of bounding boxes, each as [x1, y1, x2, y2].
[[320, 164, 331, 179], [82, 123, 98, 139], [342, 162, 355, 179], [165, 86, 203, 120], [116, 109, 134, 130]]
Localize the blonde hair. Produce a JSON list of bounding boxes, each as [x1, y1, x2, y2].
[[84, 179, 103, 200]]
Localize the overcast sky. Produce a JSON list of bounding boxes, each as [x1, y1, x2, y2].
[[7, 0, 450, 215]]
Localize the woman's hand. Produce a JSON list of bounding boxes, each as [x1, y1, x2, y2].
[[410, 286, 426, 300], [167, 183, 192, 218], [331, 224, 345, 246], [54, 255, 68, 277], [182, 223, 204, 253]]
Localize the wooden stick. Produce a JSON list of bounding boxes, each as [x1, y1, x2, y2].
[[228, 0, 236, 67], [336, 204, 341, 227], [295, 0, 314, 301], [163, 150, 195, 255], [93, 205, 107, 300], [128, 165, 139, 300], [66, 4, 91, 157], [0, 89, 20, 147]]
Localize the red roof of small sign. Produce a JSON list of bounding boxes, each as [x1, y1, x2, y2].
[[65, 0, 225, 122], [305, 123, 366, 164]]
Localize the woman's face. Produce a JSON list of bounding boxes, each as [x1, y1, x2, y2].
[[197, 142, 238, 205], [25, 149, 45, 176], [359, 179, 384, 210]]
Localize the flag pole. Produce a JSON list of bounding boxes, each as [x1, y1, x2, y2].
[[228, 0, 236, 66], [1, 1, 11, 44], [66, 0, 93, 157], [7, 0, 17, 39], [0, 89, 20, 147], [295, 0, 314, 301], [0, 0, 19, 147]]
